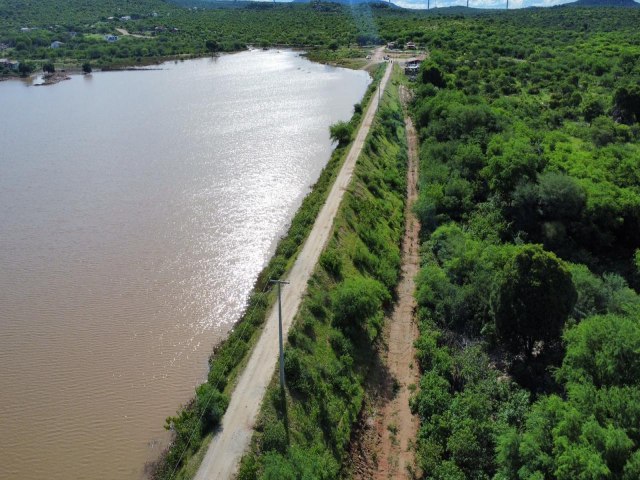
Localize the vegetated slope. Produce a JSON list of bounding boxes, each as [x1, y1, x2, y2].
[[408, 9, 640, 480], [235, 70, 409, 480]]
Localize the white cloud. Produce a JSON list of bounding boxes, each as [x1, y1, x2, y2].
[[390, 0, 574, 9]]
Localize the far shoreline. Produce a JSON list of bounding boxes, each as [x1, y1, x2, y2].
[[1, 45, 379, 87]]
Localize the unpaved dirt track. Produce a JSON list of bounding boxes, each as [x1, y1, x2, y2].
[[373, 86, 421, 479], [364, 46, 386, 70], [351, 84, 421, 480], [193, 62, 392, 480]]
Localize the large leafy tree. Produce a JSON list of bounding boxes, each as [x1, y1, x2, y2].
[[491, 244, 577, 356], [613, 85, 640, 125]]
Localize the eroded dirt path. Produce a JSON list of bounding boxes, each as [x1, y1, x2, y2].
[[352, 85, 421, 480], [115, 28, 151, 39]]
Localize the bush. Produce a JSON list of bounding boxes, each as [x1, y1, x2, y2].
[[195, 383, 228, 431], [329, 121, 353, 146], [331, 276, 389, 338], [261, 421, 288, 453], [319, 248, 342, 279]]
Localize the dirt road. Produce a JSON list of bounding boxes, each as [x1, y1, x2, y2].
[[194, 62, 392, 480], [364, 46, 386, 70], [350, 85, 421, 480], [115, 28, 151, 39], [373, 87, 421, 479]]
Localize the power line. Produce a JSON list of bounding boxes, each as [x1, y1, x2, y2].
[[166, 280, 271, 480], [269, 279, 290, 389]]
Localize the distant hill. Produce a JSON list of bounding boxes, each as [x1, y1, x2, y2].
[[562, 0, 639, 6]]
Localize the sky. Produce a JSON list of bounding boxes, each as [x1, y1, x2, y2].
[[392, 0, 579, 8]]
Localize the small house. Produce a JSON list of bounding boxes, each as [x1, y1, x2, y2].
[[120, 16, 131, 21], [1, 58, 20, 71], [104, 35, 119, 42], [50, 41, 63, 49], [20, 27, 31, 33], [406, 41, 417, 50], [387, 41, 396, 50], [404, 58, 422, 76]]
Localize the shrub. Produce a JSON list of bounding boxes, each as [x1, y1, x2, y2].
[[261, 421, 288, 453], [331, 276, 389, 338], [329, 121, 353, 146]]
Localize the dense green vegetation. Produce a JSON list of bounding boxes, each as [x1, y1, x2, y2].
[[147, 65, 384, 480], [235, 68, 408, 479], [4, 0, 640, 76], [409, 8, 640, 480]]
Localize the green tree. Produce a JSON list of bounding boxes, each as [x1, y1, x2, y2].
[[421, 61, 446, 88], [583, 98, 605, 124], [491, 244, 577, 356], [559, 314, 640, 388], [82, 62, 92, 74], [18, 61, 34, 76], [329, 121, 353, 146], [538, 171, 585, 221], [194, 383, 228, 431], [613, 85, 640, 124], [42, 62, 55, 74], [205, 39, 219, 54]]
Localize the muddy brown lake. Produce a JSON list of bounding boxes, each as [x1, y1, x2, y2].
[[0, 50, 369, 480]]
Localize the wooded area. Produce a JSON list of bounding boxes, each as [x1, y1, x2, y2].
[[409, 9, 640, 479]]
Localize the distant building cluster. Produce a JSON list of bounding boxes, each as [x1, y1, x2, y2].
[[387, 40, 418, 51]]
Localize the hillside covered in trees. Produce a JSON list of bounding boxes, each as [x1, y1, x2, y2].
[[5, 0, 640, 74], [409, 9, 640, 480]]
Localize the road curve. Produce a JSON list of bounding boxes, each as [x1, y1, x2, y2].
[[194, 62, 393, 480]]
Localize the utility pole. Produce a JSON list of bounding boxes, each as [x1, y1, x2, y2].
[[270, 279, 289, 389]]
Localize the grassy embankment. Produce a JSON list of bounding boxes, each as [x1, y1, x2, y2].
[[148, 64, 385, 480], [234, 66, 409, 480]]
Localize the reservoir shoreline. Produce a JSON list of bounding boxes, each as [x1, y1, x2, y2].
[[0, 51, 371, 480], [150, 62, 384, 479]]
